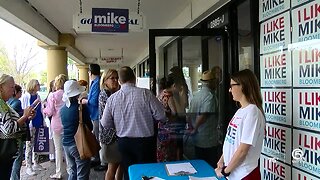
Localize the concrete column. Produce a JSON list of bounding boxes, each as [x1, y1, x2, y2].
[[77, 65, 89, 82], [38, 33, 76, 88], [47, 46, 68, 86]]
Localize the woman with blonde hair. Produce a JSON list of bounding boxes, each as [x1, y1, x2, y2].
[[0, 74, 35, 179], [98, 69, 123, 180], [43, 74, 68, 179], [20, 79, 45, 176]]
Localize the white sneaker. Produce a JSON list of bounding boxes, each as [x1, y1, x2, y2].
[[32, 164, 45, 171], [50, 173, 62, 179], [26, 167, 37, 176]]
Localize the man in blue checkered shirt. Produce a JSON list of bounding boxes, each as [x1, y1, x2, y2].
[[101, 66, 166, 180]]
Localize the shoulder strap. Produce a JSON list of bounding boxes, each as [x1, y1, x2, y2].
[[79, 104, 83, 124]]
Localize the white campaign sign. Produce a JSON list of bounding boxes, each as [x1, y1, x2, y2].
[[261, 89, 292, 126], [260, 50, 292, 87], [292, 47, 320, 87], [73, 12, 144, 33], [260, 154, 291, 180], [260, 12, 291, 54], [259, 0, 290, 22], [292, 1, 320, 43], [292, 129, 320, 175], [293, 89, 320, 132], [292, 0, 315, 9], [263, 123, 292, 163], [292, 167, 319, 180]]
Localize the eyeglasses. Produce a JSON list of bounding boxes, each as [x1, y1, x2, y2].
[[230, 83, 240, 89]]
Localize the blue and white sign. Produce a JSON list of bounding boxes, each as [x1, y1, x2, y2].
[[92, 8, 129, 33]]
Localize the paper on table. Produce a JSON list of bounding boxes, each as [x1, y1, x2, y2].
[[189, 176, 218, 180], [165, 162, 197, 176]]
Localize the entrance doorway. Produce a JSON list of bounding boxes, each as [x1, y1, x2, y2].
[[149, 28, 228, 162]]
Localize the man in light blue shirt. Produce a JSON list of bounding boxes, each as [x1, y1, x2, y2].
[[101, 66, 166, 180], [188, 70, 220, 168]]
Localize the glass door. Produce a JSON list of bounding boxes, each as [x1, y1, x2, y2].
[[149, 28, 229, 163]]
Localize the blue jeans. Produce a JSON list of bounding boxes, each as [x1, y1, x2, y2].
[[64, 144, 90, 180], [11, 140, 24, 180], [91, 120, 100, 162]]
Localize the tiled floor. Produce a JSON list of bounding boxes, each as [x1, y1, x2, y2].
[[20, 160, 106, 180]]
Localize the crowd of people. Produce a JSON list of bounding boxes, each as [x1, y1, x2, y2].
[[0, 64, 265, 180]]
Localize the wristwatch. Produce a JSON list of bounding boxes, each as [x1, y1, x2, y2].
[[221, 166, 231, 177]]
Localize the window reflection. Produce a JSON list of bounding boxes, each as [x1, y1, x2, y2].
[[238, 0, 253, 71]]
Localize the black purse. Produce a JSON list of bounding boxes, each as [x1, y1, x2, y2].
[[0, 138, 18, 160]]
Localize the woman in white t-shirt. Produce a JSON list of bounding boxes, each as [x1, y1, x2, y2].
[[215, 69, 265, 180]]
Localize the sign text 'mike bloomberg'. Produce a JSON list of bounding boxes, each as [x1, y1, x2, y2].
[[92, 8, 129, 33]]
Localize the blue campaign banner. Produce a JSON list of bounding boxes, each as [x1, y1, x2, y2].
[[34, 127, 50, 154], [92, 8, 129, 33]]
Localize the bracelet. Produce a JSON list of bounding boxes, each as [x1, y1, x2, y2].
[[221, 166, 231, 177]]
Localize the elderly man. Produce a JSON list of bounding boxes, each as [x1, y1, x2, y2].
[[101, 66, 166, 180], [188, 70, 220, 168]]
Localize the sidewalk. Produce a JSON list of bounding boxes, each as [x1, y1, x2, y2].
[[20, 160, 105, 180]]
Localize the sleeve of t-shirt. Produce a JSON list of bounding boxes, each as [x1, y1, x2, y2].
[[240, 105, 261, 146]]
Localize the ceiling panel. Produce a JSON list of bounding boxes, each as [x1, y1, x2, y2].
[[27, 0, 192, 67]]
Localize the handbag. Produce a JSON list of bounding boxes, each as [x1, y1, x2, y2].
[[0, 138, 18, 160], [33, 126, 50, 154], [74, 104, 100, 160], [99, 125, 117, 145]]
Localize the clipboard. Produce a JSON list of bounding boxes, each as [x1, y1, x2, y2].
[[165, 162, 197, 176]]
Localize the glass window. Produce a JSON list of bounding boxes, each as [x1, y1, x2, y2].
[[138, 63, 144, 77], [165, 41, 178, 74], [238, 0, 253, 71], [182, 36, 202, 95], [145, 59, 150, 77]]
